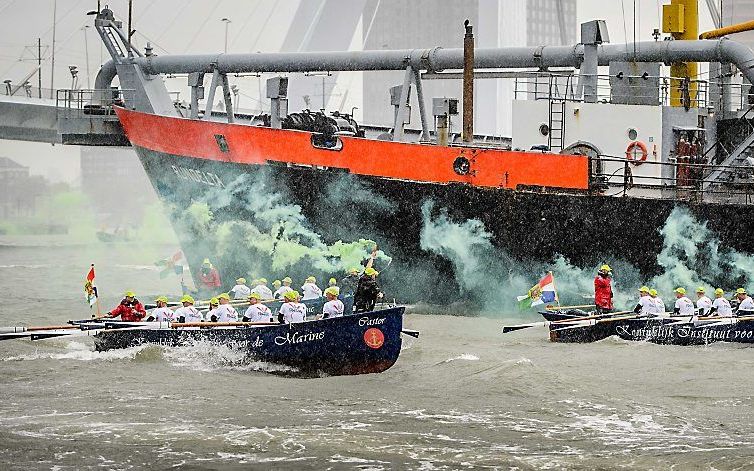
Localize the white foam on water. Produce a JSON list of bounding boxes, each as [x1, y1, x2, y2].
[[3, 341, 153, 362], [440, 353, 480, 363], [161, 339, 298, 374], [113, 264, 161, 271]]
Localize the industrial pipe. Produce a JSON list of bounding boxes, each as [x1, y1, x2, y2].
[[462, 20, 474, 143], [700, 19, 754, 39]]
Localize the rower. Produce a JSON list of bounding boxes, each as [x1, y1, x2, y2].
[[735, 288, 754, 316], [213, 293, 239, 322], [272, 279, 282, 294], [107, 290, 147, 321], [328, 277, 337, 288], [274, 277, 294, 299], [251, 278, 274, 300], [593, 264, 614, 314], [632, 286, 654, 315], [205, 297, 220, 320], [354, 267, 383, 313], [649, 289, 665, 316], [340, 267, 360, 297], [710, 288, 733, 317], [279, 290, 307, 323], [301, 276, 322, 300], [242, 292, 273, 322], [150, 296, 176, 322], [175, 295, 204, 323], [695, 287, 712, 316], [321, 287, 345, 319], [230, 278, 251, 300], [672, 288, 695, 317]]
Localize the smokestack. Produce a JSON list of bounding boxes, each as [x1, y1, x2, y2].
[[462, 19, 474, 143]]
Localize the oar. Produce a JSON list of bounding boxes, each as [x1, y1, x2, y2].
[[401, 329, 420, 338], [502, 321, 546, 333], [0, 324, 80, 334], [170, 321, 279, 328], [550, 313, 646, 332], [503, 311, 633, 334], [545, 304, 595, 311]]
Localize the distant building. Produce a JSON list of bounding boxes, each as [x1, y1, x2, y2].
[[0, 156, 45, 218]]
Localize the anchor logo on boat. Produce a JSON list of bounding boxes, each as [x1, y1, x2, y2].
[[363, 328, 385, 349]]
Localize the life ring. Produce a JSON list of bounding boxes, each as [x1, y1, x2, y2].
[[625, 141, 648, 165]]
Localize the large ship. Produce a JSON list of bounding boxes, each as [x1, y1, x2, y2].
[[65, 4, 754, 305]]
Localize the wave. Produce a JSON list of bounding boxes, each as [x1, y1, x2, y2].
[[3, 341, 156, 362], [438, 353, 480, 364]]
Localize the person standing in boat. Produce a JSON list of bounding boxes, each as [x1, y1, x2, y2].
[[198, 258, 222, 295], [695, 287, 713, 316], [354, 267, 383, 313], [649, 289, 666, 315], [279, 290, 307, 323], [274, 277, 294, 299], [175, 295, 204, 323], [301, 276, 323, 300], [149, 296, 176, 322], [212, 293, 239, 322], [251, 278, 274, 300], [106, 290, 147, 321], [633, 286, 655, 315], [735, 288, 754, 316], [320, 287, 345, 319], [340, 268, 361, 296], [709, 288, 733, 317], [672, 288, 695, 317], [593, 264, 614, 314], [230, 278, 251, 300], [243, 293, 273, 322]]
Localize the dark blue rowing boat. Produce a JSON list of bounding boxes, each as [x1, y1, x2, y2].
[[93, 306, 406, 377]]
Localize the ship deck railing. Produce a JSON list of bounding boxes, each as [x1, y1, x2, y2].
[[593, 154, 754, 205], [55, 88, 137, 120]]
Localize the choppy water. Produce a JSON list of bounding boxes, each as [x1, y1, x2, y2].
[[1, 236, 754, 470]]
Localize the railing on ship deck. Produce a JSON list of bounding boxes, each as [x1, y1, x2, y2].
[[591, 154, 754, 204], [55, 88, 136, 120]]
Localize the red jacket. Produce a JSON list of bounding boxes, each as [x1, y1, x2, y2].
[[199, 267, 222, 289], [109, 299, 146, 321], [594, 275, 614, 310]]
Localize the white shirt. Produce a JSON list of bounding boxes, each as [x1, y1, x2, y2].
[[280, 302, 307, 323], [696, 296, 712, 315], [215, 304, 239, 322], [301, 282, 322, 300], [152, 307, 177, 322], [244, 304, 273, 322], [651, 296, 666, 315], [251, 284, 273, 300], [322, 299, 345, 318], [636, 295, 655, 315], [175, 306, 204, 322], [230, 284, 251, 300], [713, 297, 733, 317], [273, 286, 293, 299], [737, 296, 754, 313], [674, 296, 695, 316]]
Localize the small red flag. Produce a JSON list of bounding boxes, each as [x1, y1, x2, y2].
[[86, 264, 95, 283]]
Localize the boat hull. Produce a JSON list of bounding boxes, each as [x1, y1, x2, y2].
[[94, 307, 405, 377]]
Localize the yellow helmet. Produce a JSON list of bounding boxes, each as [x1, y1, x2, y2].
[[283, 277, 292, 284], [259, 278, 268, 284], [715, 288, 725, 296], [124, 290, 136, 297], [349, 267, 359, 275], [736, 288, 747, 295], [283, 290, 298, 301], [202, 258, 210, 265], [209, 297, 219, 305], [648, 289, 657, 296], [675, 287, 686, 295], [599, 264, 611, 272], [329, 277, 337, 286], [218, 292, 230, 300], [364, 267, 378, 276], [696, 286, 705, 293], [638, 286, 650, 293], [236, 277, 246, 284], [154, 295, 168, 303], [305, 276, 316, 283], [180, 294, 195, 304], [248, 292, 261, 300], [325, 286, 340, 297], [272, 279, 281, 287]]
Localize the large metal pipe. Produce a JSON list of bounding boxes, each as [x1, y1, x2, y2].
[[700, 19, 754, 40], [462, 20, 474, 143]]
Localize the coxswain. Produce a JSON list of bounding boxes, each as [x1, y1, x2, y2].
[[107, 290, 147, 321], [198, 258, 222, 294], [633, 286, 655, 315], [301, 276, 322, 300], [175, 295, 204, 323], [251, 278, 274, 300], [593, 264, 614, 314], [278, 290, 307, 323], [205, 297, 220, 320], [213, 293, 239, 322], [649, 289, 665, 316], [230, 278, 251, 300], [695, 287, 712, 316], [150, 296, 176, 322], [340, 268, 360, 296], [354, 267, 383, 313], [242, 293, 273, 322], [672, 288, 695, 317], [274, 277, 294, 299], [320, 287, 345, 319], [735, 288, 754, 316], [709, 288, 733, 317]]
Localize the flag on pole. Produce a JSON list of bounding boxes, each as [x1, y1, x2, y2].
[[155, 250, 185, 278], [517, 271, 558, 310], [84, 264, 98, 307]]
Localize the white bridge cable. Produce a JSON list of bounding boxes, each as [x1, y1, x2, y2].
[[228, 0, 264, 50]]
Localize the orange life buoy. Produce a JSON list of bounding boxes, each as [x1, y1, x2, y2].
[[625, 141, 648, 165]]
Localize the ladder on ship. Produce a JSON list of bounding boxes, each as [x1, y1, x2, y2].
[[703, 105, 754, 191], [548, 98, 566, 153]]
